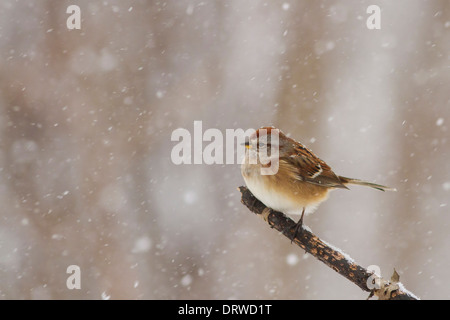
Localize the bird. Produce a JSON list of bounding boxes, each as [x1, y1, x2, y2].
[[241, 126, 396, 239]]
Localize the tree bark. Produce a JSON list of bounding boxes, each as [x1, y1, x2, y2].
[[239, 186, 419, 300]]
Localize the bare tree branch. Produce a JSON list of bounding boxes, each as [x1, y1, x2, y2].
[[239, 186, 419, 300]]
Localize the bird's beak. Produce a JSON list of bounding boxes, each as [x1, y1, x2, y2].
[[242, 141, 251, 149]]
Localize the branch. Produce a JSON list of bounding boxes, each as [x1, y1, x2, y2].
[[239, 186, 419, 300]]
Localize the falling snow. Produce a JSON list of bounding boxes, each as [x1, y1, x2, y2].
[[443, 182, 450, 191], [0, 0, 446, 301], [282, 3, 290, 11], [181, 274, 193, 287], [132, 236, 152, 253], [286, 253, 300, 266]]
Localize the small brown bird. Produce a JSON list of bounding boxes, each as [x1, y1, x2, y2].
[[241, 127, 396, 238]]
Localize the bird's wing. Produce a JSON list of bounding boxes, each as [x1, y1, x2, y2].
[[285, 144, 348, 189]]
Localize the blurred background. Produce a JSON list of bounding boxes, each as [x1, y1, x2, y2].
[[0, 0, 449, 299]]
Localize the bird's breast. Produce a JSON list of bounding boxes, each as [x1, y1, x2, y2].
[[241, 162, 330, 216]]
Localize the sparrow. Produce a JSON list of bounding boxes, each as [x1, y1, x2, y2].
[[241, 127, 396, 238]]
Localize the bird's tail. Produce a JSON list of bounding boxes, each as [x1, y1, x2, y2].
[[338, 176, 397, 192]]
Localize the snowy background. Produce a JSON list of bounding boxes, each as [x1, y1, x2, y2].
[[0, 0, 449, 299]]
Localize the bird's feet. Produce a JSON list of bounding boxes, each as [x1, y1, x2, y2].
[[288, 208, 305, 243]]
